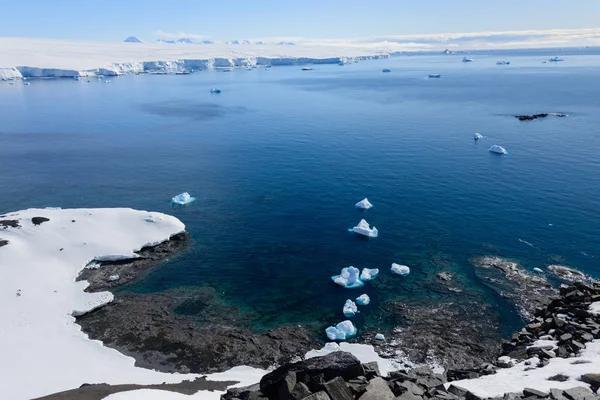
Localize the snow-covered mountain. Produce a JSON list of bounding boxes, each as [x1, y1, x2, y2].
[[123, 36, 142, 43]]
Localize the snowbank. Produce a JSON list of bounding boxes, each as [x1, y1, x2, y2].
[[306, 342, 400, 376], [0, 37, 390, 79], [0, 208, 265, 399]]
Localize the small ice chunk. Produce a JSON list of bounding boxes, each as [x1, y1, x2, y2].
[[533, 267, 544, 273], [108, 274, 120, 281], [343, 300, 358, 317], [360, 268, 379, 281], [375, 333, 385, 341], [172, 192, 196, 206], [355, 198, 373, 209], [352, 219, 378, 238], [356, 294, 370, 306], [332, 266, 364, 288], [391, 263, 410, 276], [325, 320, 357, 341], [474, 133, 484, 140], [489, 145, 507, 154], [210, 88, 221, 93]]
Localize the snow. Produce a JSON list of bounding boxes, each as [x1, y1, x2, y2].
[[356, 294, 370, 306], [332, 266, 364, 288], [0, 208, 266, 400], [474, 133, 484, 140], [306, 342, 400, 376], [449, 339, 600, 397], [352, 219, 379, 238], [355, 198, 373, 209], [123, 36, 143, 43], [325, 320, 358, 341], [172, 192, 196, 206], [360, 268, 379, 281], [343, 299, 358, 317], [489, 145, 508, 154], [589, 302, 600, 316], [0, 37, 392, 79], [391, 263, 410, 276]]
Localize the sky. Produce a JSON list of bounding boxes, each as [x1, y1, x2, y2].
[[0, 0, 599, 42]]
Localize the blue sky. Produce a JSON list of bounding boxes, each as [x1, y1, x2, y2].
[[0, 0, 599, 41]]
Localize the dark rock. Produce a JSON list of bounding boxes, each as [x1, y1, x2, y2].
[[358, 377, 395, 400], [389, 372, 415, 383], [502, 342, 517, 352], [396, 393, 424, 400], [308, 374, 326, 393], [32, 217, 50, 225], [436, 272, 454, 281], [515, 114, 549, 121], [466, 391, 483, 400], [399, 381, 425, 396], [447, 385, 469, 397], [278, 371, 297, 399], [323, 376, 353, 400], [562, 387, 595, 400], [447, 370, 479, 381], [570, 340, 586, 352], [362, 362, 380, 379], [0, 219, 19, 228], [523, 388, 549, 397], [503, 394, 521, 400], [560, 333, 573, 341], [0, 239, 8, 247], [260, 352, 363, 398], [291, 382, 312, 400], [547, 374, 569, 382], [580, 373, 600, 391], [302, 392, 331, 400]]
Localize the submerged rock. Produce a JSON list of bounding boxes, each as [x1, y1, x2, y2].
[[547, 265, 595, 284]]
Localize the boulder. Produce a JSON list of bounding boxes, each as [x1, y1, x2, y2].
[[278, 371, 297, 399], [291, 382, 312, 399], [580, 373, 600, 390], [550, 389, 569, 400], [260, 352, 363, 397], [362, 362, 380, 379], [523, 388, 549, 397], [302, 392, 331, 400], [323, 376, 353, 400], [358, 377, 395, 400], [447, 385, 469, 397], [562, 387, 595, 400]]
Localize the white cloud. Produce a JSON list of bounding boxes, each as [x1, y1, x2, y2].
[[155, 30, 211, 40]]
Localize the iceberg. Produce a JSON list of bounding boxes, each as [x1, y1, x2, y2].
[[488, 145, 508, 154], [352, 219, 378, 238], [391, 263, 410, 276], [360, 268, 379, 281], [355, 198, 373, 209], [332, 266, 364, 288], [210, 88, 221, 93], [382, 68, 391, 73], [343, 300, 358, 317], [356, 294, 370, 306], [171, 192, 196, 206], [474, 133, 484, 140], [375, 333, 385, 341], [325, 320, 357, 341], [533, 267, 544, 274], [463, 57, 474, 62], [428, 74, 441, 78]]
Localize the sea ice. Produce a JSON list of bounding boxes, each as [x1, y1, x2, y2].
[[355, 198, 373, 209], [533, 267, 544, 273], [474, 133, 484, 140], [171, 192, 196, 206], [356, 294, 370, 306], [375, 333, 385, 341], [325, 320, 357, 341], [391, 263, 410, 276], [489, 145, 508, 154], [352, 219, 378, 238], [210, 88, 221, 93], [343, 300, 358, 317], [360, 268, 379, 281], [332, 266, 364, 288]]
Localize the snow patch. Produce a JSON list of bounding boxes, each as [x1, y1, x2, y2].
[[306, 342, 400, 376]]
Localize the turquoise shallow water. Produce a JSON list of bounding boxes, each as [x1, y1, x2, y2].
[[1, 49, 599, 337]]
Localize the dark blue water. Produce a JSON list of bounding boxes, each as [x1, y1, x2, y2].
[[1, 50, 599, 337]]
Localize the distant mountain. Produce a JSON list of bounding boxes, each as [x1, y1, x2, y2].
[[156, 39, 176, 44], [255, 41, 264, 45], [199, 40, 215, 44], [177, 38, 194, 44], [226, 40, 241, 45], [123, 36, 143, 43], [277, 41, 295, 46]]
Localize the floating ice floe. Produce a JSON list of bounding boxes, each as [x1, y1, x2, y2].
[[382, 68, 391, 73], [533, 267, 544, 274], [325, 320, 357, 341], [489, 145, 508, 154], [108, 274, 120, 281], [352, 219, 378, 238], [360, 268, 379, 281], [356, 294, 370, 306], [474, 133, 484, 140], [343, 300, 358, 317], [391, 263, 410, 276], [428, 74, 441, 78], [171, 192, 196, 206], [355, 198, 373, 210], [210, 88, 221, 93], [375, 333, 385, 341], [332, 266, 364, 288]]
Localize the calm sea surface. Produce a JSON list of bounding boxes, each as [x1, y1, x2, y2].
[[1, 49, 599, 337]]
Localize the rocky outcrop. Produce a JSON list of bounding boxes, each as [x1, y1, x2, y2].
[[515, 113, 568, 121]]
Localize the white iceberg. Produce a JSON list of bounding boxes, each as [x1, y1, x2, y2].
[[108, 274, 120, 281], [533, 267, 544, 273], [355, 198, 373, 209], [474, 133, 484, 140], [360, 268, 379, 281], [356, 294, 370, 306], [343, 300, 358, 317], [325, 320, 358, 341], [171, 192, 196, 206], [210, 88, 221, 93], [375, 333, 385, 341], [489, 145, 507, 154], [391, 263, 410, 276], [332, 266, 364, 289], [352, 219, 378, 238]]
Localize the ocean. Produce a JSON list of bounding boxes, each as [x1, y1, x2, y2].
[[1, 49, 599, 339]]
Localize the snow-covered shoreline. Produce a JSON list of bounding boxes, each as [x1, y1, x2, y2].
[[0, 37, 390, 80]]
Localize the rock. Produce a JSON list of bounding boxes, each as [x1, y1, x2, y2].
[[0, 239, 8, 247], [547, 374, 569, 382], [358, 377, 395, 400], [562, 387, 595, 400], [466, 391, 483, 400], [447, 385, 469, 397], [504, 394, 521, 400], [323, 376, 353, 400], [580, 373, 600, 390], [0, 219, 20, 228], [447, 370, 480, 381], [523, 388, 549, 397], [31, 217, 50, 225], [399, 381, 425, 396], [550, 389, 569, 400], [515, 114, 549, 121], [278, 371, 297, 399], [291, 382, 312, 400], [302, 392, 331, 400], [362, 362, 380, 379], [260, 352, 363, 398], [396, 393, 424, 400], [436, 272, 454, 282]]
